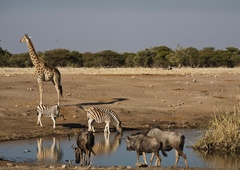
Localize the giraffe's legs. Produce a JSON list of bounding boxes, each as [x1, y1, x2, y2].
[[53, 74, 62, 106], [54, 84, 60, 106], [57, 89, 60, 106], [37, 78, 43, 105]]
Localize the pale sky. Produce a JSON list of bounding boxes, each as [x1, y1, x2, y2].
[[0, 0, 240, 54]]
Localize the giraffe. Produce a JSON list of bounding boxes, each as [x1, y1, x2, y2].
[[20, 34, 63, 106]]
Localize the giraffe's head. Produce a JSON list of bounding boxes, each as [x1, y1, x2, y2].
[[20, 34, 30, 43]]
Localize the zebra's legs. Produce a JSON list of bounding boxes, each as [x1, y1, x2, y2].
[[104, 122, 110, 133], [37, 114, 43, 127], [88, 119, 95, 132]]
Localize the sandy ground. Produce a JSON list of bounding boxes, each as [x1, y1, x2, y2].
[[1, 67, 240, 169]]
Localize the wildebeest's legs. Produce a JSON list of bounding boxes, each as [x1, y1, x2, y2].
[[85, 150, 90, 165], [80, 150, 84, 166], [154, 152, 161, 167], [142, 152, 148, 165], [149, 153, 155, 166], [174, 150, 180, 167], [136, 151, 141, 164], [183, 154, 189, 167], [174, 149, 189, 167]]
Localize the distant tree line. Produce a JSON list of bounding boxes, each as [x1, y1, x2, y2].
[[0, 45, 240, 68]]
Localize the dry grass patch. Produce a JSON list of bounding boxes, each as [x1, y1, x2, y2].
[[1, 67, 240, 75], [193, 102, 240, 153]]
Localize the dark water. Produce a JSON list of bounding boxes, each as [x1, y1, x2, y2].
[[0, 129, 239, 169]]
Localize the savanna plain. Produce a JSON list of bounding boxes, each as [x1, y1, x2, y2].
[[1, 67, 240, 170]]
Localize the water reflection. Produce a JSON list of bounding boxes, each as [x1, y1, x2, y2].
[[92, 133, 122, 156], [0, 129, 239, 169], [194, 150, 240, 170], [36, 137, 63, 164]]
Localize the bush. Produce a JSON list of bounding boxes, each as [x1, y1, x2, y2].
[[43, 49, 83, 67], [8, 53, 33, 67], [193, 102, 240, 153]]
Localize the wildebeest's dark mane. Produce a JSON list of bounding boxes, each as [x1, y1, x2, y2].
[[131, 126, 163, 136], [130, 131, 146, 136], [145, 126, 163, 133], [151, 125, 163, 130]]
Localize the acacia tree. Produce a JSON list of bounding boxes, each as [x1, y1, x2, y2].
[[43, 49, 83, 67], [133, 49, 154, 67], [225, 47, 240, 67], [151, 46, 173, 68], [8, 53, 32, 67], [82, 52, 94, 67], [185, 47, 199, 67], [122, 52, 136, 67], [90, 50, 123, 67], [0, 47, 11, 67], [198, 47, 216, 67]]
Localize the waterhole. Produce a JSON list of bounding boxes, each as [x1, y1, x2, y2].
[[0, 129, 239, 169]]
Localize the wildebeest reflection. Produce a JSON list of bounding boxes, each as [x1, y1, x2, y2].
[[72, 130, 95, 166], [92, 132, 122, 155], [37, 137, 63, 163]]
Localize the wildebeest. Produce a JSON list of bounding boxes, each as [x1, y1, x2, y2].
[[72, 130, 95, 166], [125, 133, 164, 167], [147, 127, 189, 167]]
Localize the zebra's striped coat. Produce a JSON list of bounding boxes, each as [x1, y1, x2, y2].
[[37, 104, 60, 129], [86, 107, 122, 134]]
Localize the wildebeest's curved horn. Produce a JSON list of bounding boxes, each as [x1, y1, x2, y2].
[[71, 144, 77, 151]]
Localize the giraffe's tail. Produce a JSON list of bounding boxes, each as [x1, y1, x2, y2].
[[56, 69, 63, 97], [59, 85, 63, 97]]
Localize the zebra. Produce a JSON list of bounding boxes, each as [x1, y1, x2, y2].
[[85, 107, 122, 134], [37, 104, 61, 129]]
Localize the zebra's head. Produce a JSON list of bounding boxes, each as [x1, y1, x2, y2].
[[116, 122, 122, 134]]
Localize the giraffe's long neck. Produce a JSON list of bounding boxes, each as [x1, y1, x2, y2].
[[26, 39, 41, 66]]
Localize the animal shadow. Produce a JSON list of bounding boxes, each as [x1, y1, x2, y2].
[[64, 98, 128, 108], [61, 123, 87, 129]]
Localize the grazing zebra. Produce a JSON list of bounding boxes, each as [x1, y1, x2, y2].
[[37, 104, 60, 129], [85, 107, 122, 134]]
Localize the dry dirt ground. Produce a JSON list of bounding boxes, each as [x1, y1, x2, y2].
[[1, 67, 240, 169]]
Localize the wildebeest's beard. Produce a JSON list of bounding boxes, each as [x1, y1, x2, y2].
[[74, 148, 81, 164], [126, 136, 136, 151], [126, 145, 134, 151]]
